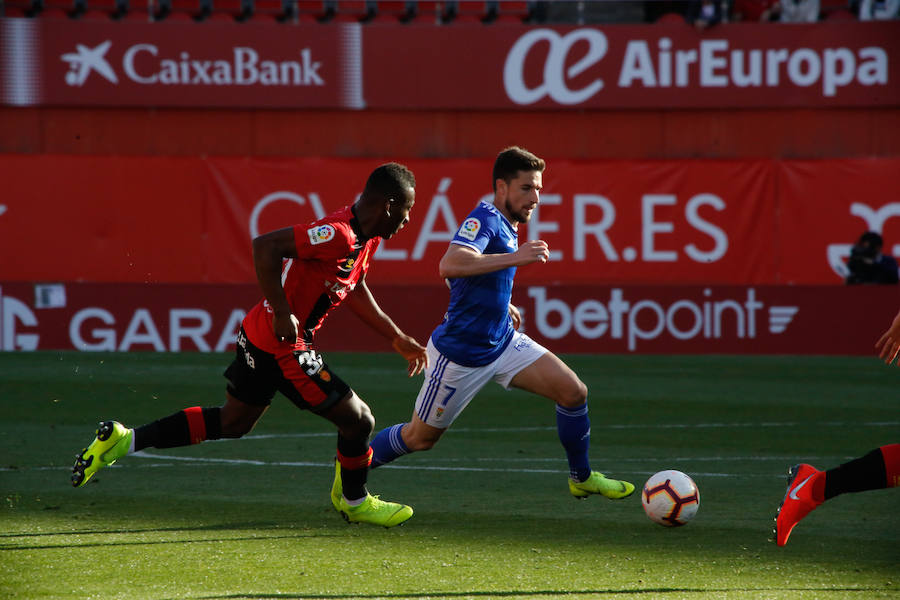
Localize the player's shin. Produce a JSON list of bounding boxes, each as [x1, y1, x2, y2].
[[133, 406, 222, 450], [556, 402, 591, 482], [337, 437, 373, 502], [825, 443, 900, 498]]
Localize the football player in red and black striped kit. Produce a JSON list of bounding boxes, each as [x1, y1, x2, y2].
[[72, 163, 427, 528]]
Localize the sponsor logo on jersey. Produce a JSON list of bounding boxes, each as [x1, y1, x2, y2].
[[458, 218, 481, 241], [308, 224, 335, 245]]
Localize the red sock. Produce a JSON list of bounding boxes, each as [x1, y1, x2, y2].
[[811, 470, 826, 503], [882, 443, 900, 488], [184, 407, 207, 445]]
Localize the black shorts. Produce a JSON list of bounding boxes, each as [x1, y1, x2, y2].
[[224, 328, 351, 414]]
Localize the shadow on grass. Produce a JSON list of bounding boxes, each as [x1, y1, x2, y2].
[[0, 520, 293, 538], [182, 589, 890, 599], [0, 521, 342, 551]]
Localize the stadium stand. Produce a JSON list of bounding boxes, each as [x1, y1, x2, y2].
[[491, 0, 532, 22], [2, 0, 36, 16], [404, 0, 446, 21], [250, 0, 295, 20], [293, 0, 330, 21], [202, 0, 252, 20], [79, 0, 131, 19], [0, 0, 885, 22], [445, 0, 490, 22], [370, 0, 415, 21], [329, 0, 374, 21], [151, 0, 202, 19]]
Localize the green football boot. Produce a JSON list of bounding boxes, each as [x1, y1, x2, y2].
[[338, 494, 413, 528], [569, 471, 635, 500], [71, 421, 132, 488], [330, 458, 342, 512]]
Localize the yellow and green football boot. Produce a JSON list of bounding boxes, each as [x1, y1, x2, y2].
[[71, 421, 132, 488], [569, 471, 635, 500], [337, 494, 413, 528], [330, 458, 342, 512]]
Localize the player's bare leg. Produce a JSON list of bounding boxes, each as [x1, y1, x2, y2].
[[510, 353, 634, 500]]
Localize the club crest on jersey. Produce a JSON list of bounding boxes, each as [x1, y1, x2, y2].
[[458, 218, 481, 241], [308, 225, 335, 245]]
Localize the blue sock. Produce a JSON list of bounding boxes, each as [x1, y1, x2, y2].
[[370, 423, 410, 468], [556, 402, 591, 482]]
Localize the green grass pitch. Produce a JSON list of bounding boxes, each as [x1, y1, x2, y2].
[[1, 351, 898, 599]]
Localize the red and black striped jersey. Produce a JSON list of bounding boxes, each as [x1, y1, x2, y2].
[[242, 205, 380, 353]]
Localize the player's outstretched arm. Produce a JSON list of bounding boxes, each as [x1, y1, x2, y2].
[[875, 307, 900, 366], [346, 277, 428, 376], [438, 241, 549, 279], [252, 227, 300, 344]]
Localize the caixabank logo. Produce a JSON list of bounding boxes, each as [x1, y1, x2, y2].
[[59, 40, 326, 88]]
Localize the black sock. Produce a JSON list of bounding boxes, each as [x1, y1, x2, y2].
[[824, 448, 887, 500], [133, 407, 221, 451], [337, 434, 371, 501]]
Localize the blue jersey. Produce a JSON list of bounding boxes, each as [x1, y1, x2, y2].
[[431, 201, 518, 367]]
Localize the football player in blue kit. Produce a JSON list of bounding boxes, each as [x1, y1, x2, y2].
[[365, 146, 635, 501]]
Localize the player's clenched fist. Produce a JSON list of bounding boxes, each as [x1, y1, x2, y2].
[[516, 239, 550, 265]]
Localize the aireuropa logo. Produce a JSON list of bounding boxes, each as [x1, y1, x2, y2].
[[62, 41, 118, 86], [59, 41, 325, 87], [0, 286, 39, 351], [503, 28, 889, 106]]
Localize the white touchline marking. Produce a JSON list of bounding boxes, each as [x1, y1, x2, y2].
[[4, 452, 859, 478], [6, 424, 889, 475], [214, 421, 899, 443], [121, 453, 786, 478]]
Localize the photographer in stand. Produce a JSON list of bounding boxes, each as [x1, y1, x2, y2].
[[846, 231, 900, 285]]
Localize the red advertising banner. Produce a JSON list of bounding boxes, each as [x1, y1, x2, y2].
[[1, 18, 897, 109], [1, 282, 896, 355], [2, 156, 899, 285], [0, 19, 362, 108]]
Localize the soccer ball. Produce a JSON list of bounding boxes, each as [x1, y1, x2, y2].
[[642, 470, 700, 527]]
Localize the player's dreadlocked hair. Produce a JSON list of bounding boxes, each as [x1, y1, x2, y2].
[[364, 162, 416, 200], [492, 146, 545, 191]]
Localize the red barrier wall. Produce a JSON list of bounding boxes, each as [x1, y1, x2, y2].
[[3, 106, 898, 159], [1, 282, 895, 355], [2, 155, 898, 285]]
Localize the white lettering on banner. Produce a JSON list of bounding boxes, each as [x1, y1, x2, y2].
[[116, 44, 324, 87], [69, 307, 247, 352], [826, 201, 900, 279], [504, 29, 608, 105], [412, 178, 458, 260], [505, 30, 889, 105], [573, 194, 618, 261], [529, 194, 563, 261], [249, 191, 326, 239], [0, 286, 39, 351], [170, 309, 212, 352], [372, 187, 729, 265], [376, 179, 491, 261], [527, 287, 797, 351]]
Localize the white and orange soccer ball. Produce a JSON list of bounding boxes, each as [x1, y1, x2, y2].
[[642, 470, 700, 527]]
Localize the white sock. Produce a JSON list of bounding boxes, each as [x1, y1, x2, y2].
[[343, 495, 366, 507]]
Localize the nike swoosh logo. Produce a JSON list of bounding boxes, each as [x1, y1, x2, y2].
[[789, 474, 814, 500]]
